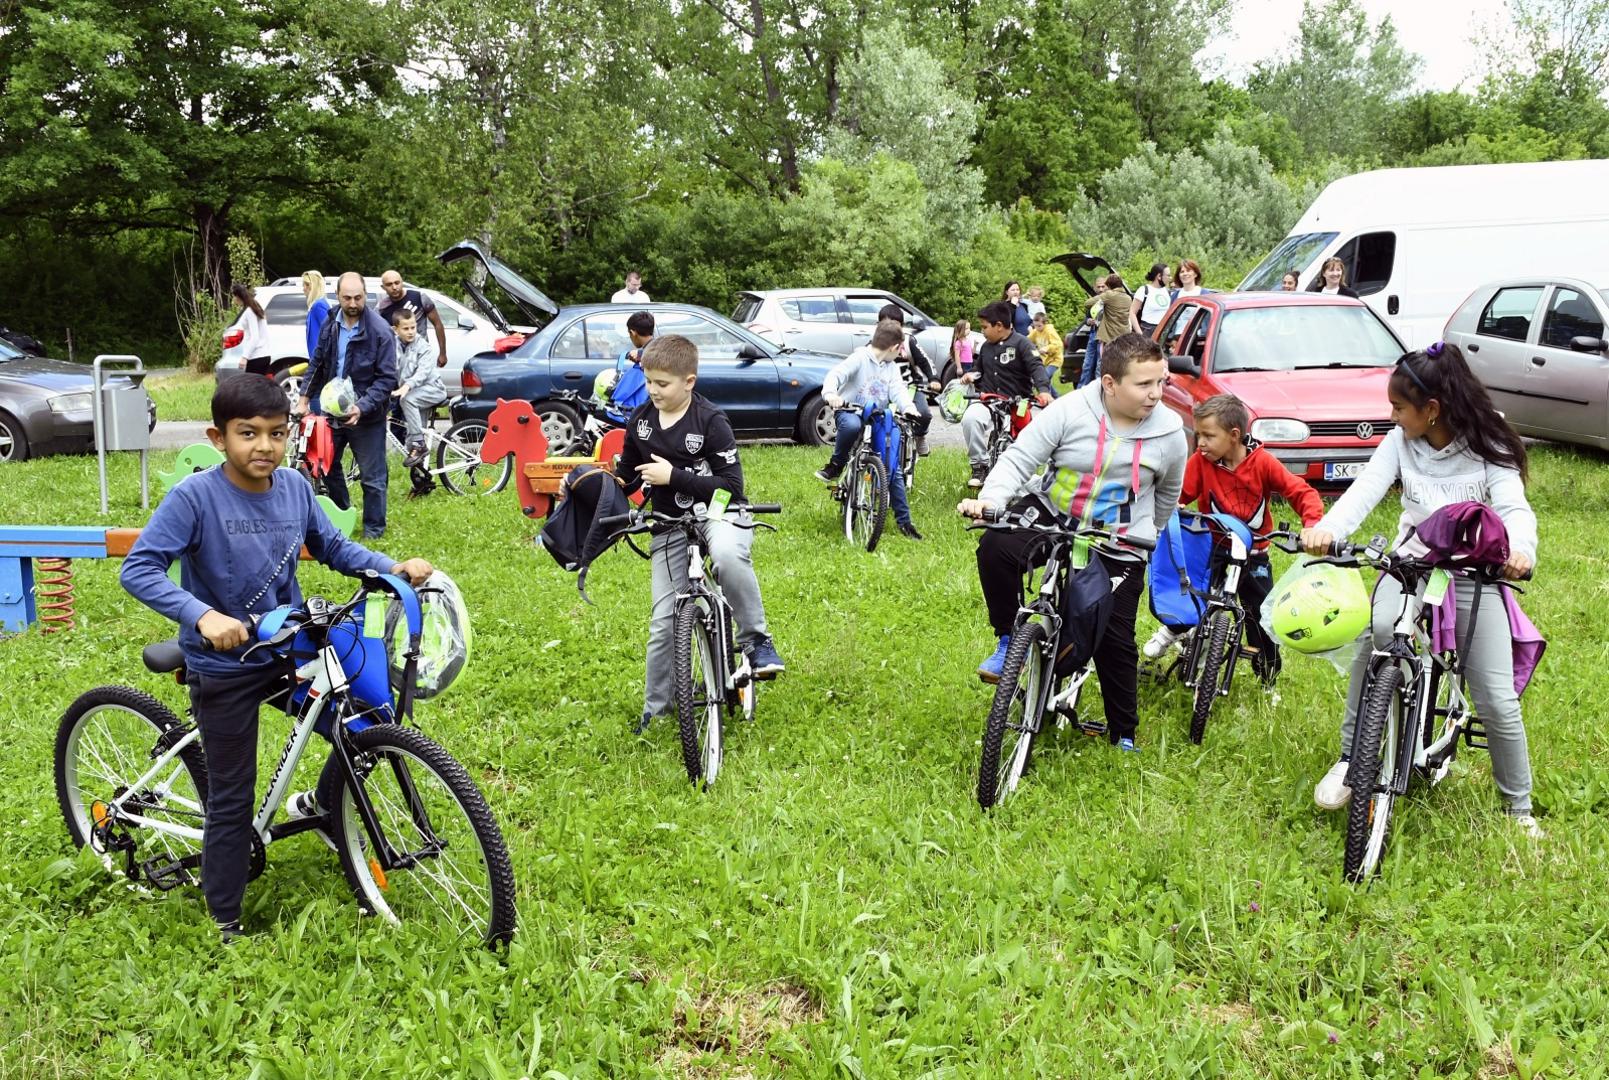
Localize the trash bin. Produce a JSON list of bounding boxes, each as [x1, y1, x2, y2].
[[99, 372, 151, 452]]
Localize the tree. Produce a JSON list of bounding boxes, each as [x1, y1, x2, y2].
[[1248, 0, 1418, 163], [0, 0, 390, 296], [1108, 0, 1235, 152]]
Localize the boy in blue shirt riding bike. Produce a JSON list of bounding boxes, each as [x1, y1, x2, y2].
[[121, 376, 434, 942]]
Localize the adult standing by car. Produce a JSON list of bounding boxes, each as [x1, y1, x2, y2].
[[231, 284, 270, 376], [1082, 273, 1133, 387], [298, 272, 398, 540], [1314, 258, 1359, 297], [611, 270, 650, 303], [1280, 269, 1301, 291], [302, 271, 332, 361], [1130, 263, 1172, 337], [1173, 260, 1206, 300], [376, 270, 448, 368], [1002, 281, 1032, 336]]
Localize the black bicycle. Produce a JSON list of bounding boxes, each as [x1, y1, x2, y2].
[[830, 404, 895, 552], [969, 506, 1155, 808], [1303, 536, 1528, 882], [977, 393, 1030, 475], [601, 504, 781, 787]]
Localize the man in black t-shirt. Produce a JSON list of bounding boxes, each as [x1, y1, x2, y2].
[[377, 270, 448, 369], [616, 335, 785, 733]]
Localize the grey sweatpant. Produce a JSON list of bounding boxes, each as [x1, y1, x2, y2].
[[643, 518, 769, 719], [961, 401, 993, 464], [399, 386, 448, 450], [1340, 574, 1533, 812]]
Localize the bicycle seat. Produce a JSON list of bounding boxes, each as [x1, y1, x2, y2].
[[142, 639, 186, 675]]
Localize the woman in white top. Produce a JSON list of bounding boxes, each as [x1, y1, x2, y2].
[[1129, 262, 1172, 336], [1172, 259, 1204, 298], [231, 283, 270, 376], [1316, 257, 1359, 298]]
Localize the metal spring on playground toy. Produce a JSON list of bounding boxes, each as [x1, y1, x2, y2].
[[36, 558, 75, 633]]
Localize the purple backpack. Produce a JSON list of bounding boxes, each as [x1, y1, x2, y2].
[[1412, 502, 1509, 567]]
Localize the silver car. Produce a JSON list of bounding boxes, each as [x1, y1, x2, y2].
[[1443, 277, 1609, 449], [733, 288, 975, 381], [216, 276, 521, 400], [0, 338, 154, 462]]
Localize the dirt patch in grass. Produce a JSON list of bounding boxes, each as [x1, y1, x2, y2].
[[655, 981, 823, 1075]]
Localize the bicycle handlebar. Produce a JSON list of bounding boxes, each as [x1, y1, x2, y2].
[[1269, 524, 1532, 583], [969, 507, 1156, 551], [597, 503, 783, 532]]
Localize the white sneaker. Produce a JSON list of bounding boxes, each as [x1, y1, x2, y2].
[[1509, 813, 1544, 840], [1142, 625, 1186, 660], [1314, 760, 1353, 810]]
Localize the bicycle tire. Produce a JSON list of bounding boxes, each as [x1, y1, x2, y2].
[[850, 453, 889, 553], [978, 622, 1049, 809], [673, 600, 724, 787], [327, 723, 517, 947], [1343, 664, 1403, 883], [54, 686, 210, 885], [438, 418, 512, 496], [1188, 611, 1234, 745]]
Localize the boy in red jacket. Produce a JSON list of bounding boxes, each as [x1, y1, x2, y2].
[[1143, 394, 1324, 684]]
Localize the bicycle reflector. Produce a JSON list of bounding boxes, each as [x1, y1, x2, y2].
[[1270, 561, 1370, 654], [384, 571, 471, 700]]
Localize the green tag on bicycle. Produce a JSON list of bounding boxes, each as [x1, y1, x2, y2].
[[1016, 399, 1030, 418], [1424, 567, 1452, 606], [363, 593, 386, 638], [1072, 535, 1092, 569], [707, 487, 731, 522]]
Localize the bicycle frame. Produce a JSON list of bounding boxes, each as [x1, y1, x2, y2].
[[1179, 520, 1249, 699], [1012, 536, 1095, 733], [674, 526, 747, 708]]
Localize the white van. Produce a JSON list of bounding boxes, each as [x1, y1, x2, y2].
[[1238, 160, 1609, 348]]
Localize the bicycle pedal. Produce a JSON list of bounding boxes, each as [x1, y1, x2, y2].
[[1076, 720, 1108, 739], [140, 853, 202, 891], [1463, 717, 1489, 751]]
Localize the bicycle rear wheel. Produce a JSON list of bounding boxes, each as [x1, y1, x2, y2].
[[1344, 664, 1403, 883], [437, 418, 512, 496], [55, 687, 209, 887], [1188, 611, 1234, 745], [978, 623, 1050, 809], [673, 600, 724, 787], [328, 724, 517, 947], [847, 453, 888, 552]]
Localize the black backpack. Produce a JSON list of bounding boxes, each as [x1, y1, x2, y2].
[[1054, 556, 1120, 677], [538, 464, 631, 602]]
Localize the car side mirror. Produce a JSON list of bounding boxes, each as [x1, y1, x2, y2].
[[1569, 335, 1606, 353], [458, 314, 477, 331], [738, 341, 766, 361], [1167, 354, 1199, 377]]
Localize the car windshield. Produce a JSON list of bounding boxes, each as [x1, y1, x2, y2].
[[0, 339, 19, 361], [1238, 232, 1338, 291], [1213, 305, 1403, 373]]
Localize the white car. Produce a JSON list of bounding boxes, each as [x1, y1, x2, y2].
[[216, 276, 520, 401], [734, 288, 979, 382]]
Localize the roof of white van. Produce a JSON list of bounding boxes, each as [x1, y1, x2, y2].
[[1295, 160, 1609, 232]]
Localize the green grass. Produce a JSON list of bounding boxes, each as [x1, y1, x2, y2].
[[2, 441, 1607, 1078], [145, 370, 216, 422]]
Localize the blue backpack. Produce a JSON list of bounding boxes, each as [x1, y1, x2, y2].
[[1148, 510, 1254, 630]]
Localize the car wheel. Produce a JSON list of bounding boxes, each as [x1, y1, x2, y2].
[[0, 410, 29, 462], [938, 361, 959, 386], [795, 393, 833, 447], [275, 367, 304, 411], [536, 399, 583, 454]]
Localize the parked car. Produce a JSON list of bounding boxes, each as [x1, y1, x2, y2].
[[0, 339, 155, 462], [216, 272, 529, 401], [734, 287, 976, 382], [1443, 277, 1609, 450], [1155, 292, 1406, 485], [451, 247, 843, 448]]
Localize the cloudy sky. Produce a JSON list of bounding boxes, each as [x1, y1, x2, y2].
[[1207, 0, 1515, 91]]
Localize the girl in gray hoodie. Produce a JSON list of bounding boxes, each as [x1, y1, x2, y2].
[[959, 333, 1189, 750], [1301, 342, 1541, 837]]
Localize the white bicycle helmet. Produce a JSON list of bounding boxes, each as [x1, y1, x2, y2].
[[937, 378, 976, 423], [592, 368, 620, 407], [385, 571, 472, 700]]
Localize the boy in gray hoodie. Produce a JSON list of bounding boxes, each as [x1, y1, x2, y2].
[[391, 310, 447, 470], [958, 333, 1188, 750]]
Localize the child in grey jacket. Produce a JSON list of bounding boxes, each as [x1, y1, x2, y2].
[[958, 332, 1188, 750], [391, 310, 447, 466]]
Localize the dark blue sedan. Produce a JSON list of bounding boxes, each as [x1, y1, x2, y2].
[[439, 242, 840, 449]]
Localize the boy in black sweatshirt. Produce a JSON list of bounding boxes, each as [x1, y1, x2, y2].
[[960, 299, 1053, 487], [617, 335, 785, 733]]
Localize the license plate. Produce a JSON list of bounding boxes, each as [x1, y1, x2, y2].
[[1324, 461, 1368, 481]]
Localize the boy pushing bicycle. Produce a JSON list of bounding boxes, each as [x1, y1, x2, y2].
[[616, 335, 786, 735], [958, 333, 1188, 751], [120, 376, 434, 942]]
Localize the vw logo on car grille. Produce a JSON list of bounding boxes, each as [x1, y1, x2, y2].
[[1355, 422, 1375, 440]]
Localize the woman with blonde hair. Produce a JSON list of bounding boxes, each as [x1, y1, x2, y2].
[[301, 270, 333, 361], [1316, 257, 1359, 298]]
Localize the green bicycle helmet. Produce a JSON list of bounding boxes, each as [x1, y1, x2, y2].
[[938, 378, 976, 423], [1270, 561, 1370, 654], [592, 368, 620, 406]]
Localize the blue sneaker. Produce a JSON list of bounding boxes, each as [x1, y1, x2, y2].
[[977, 635, 1011, 683], [747, 636, 786, 680], [1117, 737, 1138, 753]]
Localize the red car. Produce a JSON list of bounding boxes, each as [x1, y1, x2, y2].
[[1154, 292, 1406, 485]]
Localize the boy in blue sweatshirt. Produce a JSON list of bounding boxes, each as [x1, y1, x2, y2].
[[121, 376, 433, 942]]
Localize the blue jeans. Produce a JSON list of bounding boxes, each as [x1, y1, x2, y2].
[[326, 420, 388, 536], [1079, 337, 1102, 387], [832, 411, 912, 526]]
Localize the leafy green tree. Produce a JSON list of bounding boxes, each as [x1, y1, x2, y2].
[[1107, 0, 1234, 152]]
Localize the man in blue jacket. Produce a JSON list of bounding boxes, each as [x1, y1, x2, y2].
[[298, 272, 398, 539]]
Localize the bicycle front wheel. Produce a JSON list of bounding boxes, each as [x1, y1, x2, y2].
[[848, 453, 888, 552], [673, 600, 724, 787], [328, 724, 517, 947], [978, 622, 1050, 809], [55, 686, 209, 886], [1344, 664, 1403, 883], [437, 418, 512, 496], [1189, 611, 1234, 745]]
